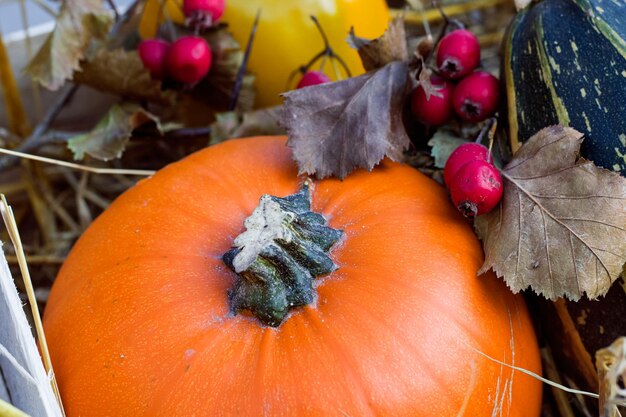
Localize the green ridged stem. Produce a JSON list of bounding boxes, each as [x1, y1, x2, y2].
[[222, 182, 343, 327]]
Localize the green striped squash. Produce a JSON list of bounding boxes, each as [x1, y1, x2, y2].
[[504, 0, 626, 174]]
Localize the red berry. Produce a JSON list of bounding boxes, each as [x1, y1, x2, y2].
[[436, 29, 480, 80], [443, 142, 493, 187], [452, 71, 500, 123], [166, 36, 212, 84], [138, 39, 170, 80], [410, 75, 455, 127], [183, 0, 225, 22], [297, 71, 331, 89], [449, 160, 503, 218]]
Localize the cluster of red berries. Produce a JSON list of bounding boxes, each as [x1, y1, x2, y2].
[[137, 0, 225, 84], [444, 142, 502, 218], [410, 28, 503, 218], [411, 29, 499, 127]]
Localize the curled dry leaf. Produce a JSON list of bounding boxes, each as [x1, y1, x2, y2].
[[282, 61, 411, 179], [26, 1, 112, 90], [417, 65, 443, 100], [73, 48, 176, 105], [210, 106, 285, 145], [68, 103, 162, 161], [596, 337, 626, 417], [347, 17, 408, 72], [475, 125, 626, 300]]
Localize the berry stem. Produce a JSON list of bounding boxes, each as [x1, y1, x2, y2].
[[310, 15, 331, 54], [474, 117, 496, 145], [229, 8, 261, 110], [223, 182, 343, 327], [432, 0, 450, 24], [486, 117, 497, 154], [288, 15, 352, 85]]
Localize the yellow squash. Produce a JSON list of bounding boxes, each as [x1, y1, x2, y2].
[[139, 0, 390, 107]]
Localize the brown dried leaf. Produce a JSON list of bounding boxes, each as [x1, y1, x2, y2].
[[475, 125, 626, 300], [347, 17, 408, 72], [210, 106, 284, 145], [68, 103, 161, 161], [26, 1, 112, 90], [282, 61, 411, 179], [418, 66, 443, 100], [596, 337, 626, 417], [72, 48, 176, 105]]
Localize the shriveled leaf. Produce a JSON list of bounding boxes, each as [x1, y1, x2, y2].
[[190, 26, 255, 112], [210, 106, 284, 145], [476, 125, 626, 300], [596, 337, 626, 417], [26, 1, 112, 90], [427, 130, 468, 168], [417, 66, 442, 100], [72, 48, 176, 105], [68, 103, 161, 161], [282, 61, 411, 179], [347, 17, 408, 72]]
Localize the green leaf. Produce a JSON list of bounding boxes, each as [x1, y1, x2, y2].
[[427, 130, 469, 169], [68, 103, 161, 161], [26, 1, 112, 90]]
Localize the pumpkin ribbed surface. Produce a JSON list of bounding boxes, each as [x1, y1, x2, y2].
[[44, 136, 542, 416]]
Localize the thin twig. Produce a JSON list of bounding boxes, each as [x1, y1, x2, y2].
[[471, 345, 600, 399], [62, 170, 111, 210], [105, 0, 120, 21], [109, 0, 143, 36], [134, 126, 212, 139], [0, 85, 79, 170], [0, 148, 155, 176], [229, 8, 261, 111], [5, 254, 66, 265], [30, 0, 58, 18], [31, 85, 79, 140]]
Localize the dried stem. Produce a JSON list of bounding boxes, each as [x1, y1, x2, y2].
[[229, 8, 261, 111]]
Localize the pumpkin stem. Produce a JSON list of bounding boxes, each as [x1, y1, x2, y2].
[[223, 181, 343, 327]]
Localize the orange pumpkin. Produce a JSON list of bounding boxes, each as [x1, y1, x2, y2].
[[44, 136, 542, 416]]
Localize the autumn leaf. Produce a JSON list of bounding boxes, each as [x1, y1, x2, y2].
[[26, 0, 112, 90], [210, 106, 284, 145], [475, 125, 626, 300], [427, 130, 468, 168], [72, 48, 176, 105], [282, 61, 411, 179], [348, 17, 408, 72], [68, 103, 162, 161], [417, 66, 443, 100]]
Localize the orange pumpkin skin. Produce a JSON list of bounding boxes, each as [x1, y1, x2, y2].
[[44, 136, 542, 416]]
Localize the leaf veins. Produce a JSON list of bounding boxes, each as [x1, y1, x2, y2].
[[475, 125, 626, 300], [281, 61, 411, 180]]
